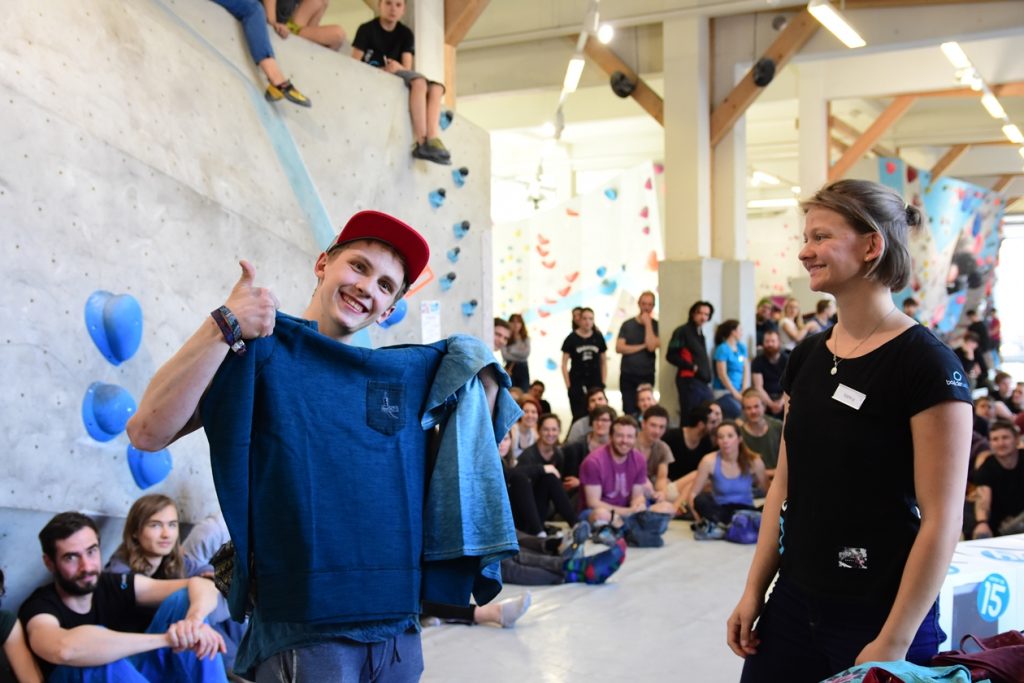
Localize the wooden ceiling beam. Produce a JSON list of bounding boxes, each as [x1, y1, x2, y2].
[[445, 0, 490, 47], [710, 9, 819, 147], [912, 81, 1024, 99], [829, 115, 897, 158], [576, 35, 664, 126], [993, 175, 1017, 192], [931, 143, 971, 179], [829, 95, 917, 181]]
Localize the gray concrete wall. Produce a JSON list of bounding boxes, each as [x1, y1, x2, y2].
[[0, 0, 491, 604]]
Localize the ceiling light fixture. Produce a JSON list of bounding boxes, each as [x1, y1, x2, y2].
[[981, 92, 1007, 120], [751, 170, 781, 186], [1003, 124, 1024, 145], [561, 55, 586, 98], [807, 0, 866, 49], [939, 42, 972, 70], [597, 23, 614, 44]]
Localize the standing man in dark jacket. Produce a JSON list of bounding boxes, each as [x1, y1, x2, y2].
[[666, 301, 714, 422]]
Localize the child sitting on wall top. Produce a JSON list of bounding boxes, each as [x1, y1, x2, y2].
[[266, 0, 346, 52], [351, 0, 451, 165]]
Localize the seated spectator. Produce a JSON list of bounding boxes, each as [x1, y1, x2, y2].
[[700, 400, 723, 448], [209, 0, 311, 107], [738, 389, 782, 478], [901, 296, 920, 322], [688, 422, 768, 531], [514, 414, 580, 528], [974, 396, 996, 437], [19, 512, 226, 682], [954, 332, 990, 392], [1, 568, 42, 682], [810, 298, 835, 331], [779, 298, 819, 351], [751, 329, 788, 419], [500, 529, 626, 587], [711, 320, 749, 419], [509, 396, 540, 462], [565, 387, 609, 444], [502, 313, 532, 391], [635, 406, 676, 504], [266, 0, 345, 51], [351, 0, 451, 164], [492, 317, 510, 361], [965, 309, 992, 358], [635, 383, 658, 419], [990, 371, 1020, 418], [107, 494, 210, 581], [578, 416, 676, 531], [562, 405, 616, 473], [663, 405, 715, 482], [754, 297, 777, 350], [527, 380, 551, 414], [971, 420, 1024, 538]]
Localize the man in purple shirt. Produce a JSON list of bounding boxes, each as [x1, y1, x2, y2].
[[579, 416, 677, 528]]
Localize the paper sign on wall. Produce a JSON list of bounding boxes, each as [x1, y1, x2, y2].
[[420, 300, 441, 343]]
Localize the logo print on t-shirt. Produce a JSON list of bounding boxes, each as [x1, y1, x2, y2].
[[381, 393, 400, 419], [946, 370, 968, 388], [612, 472, 629, 500], [838, 546, 868, 569]]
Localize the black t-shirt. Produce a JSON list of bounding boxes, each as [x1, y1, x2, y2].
[[973, 451, 1024, 532], [18, 573, 140, 677], [352, 19, 415, 68], [751, 350, 789, 398], [0, 609, 16, 683], [617, 318, 658, 377], [663, 429, 713, 481], [561, 331, 607, 385], [780, 325, 971, 604]]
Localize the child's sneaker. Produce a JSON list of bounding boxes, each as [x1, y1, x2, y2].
[[692, 519, 726, 540], [559, 520, 591, 561], [591, 524, 622, 547], [265, 81, 312, 108]]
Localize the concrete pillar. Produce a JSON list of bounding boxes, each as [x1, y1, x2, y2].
[[413, 0, 445, 84], [798, 62, 829, 202], [662, 16, 711, 261]]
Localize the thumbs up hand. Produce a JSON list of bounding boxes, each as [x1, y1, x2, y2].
[[225, 260, 279, 339]]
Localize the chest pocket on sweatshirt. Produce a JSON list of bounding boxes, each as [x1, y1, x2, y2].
[[366, 381, 406, 436]]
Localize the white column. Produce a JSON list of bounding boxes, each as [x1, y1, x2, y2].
[[413, 0, 445, 84]]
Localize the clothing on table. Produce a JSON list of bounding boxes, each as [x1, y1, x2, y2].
[[352, 19, 415, 67], [19, 576, 226, 682], [972, 450, 1024, 533], [780, 324, 972, 605], [663, 430, 714, 481], [618, 317, 658, 416], [741, 417, 783, 470], [201, 313, 519, 678], [578, 444, 648, 509]]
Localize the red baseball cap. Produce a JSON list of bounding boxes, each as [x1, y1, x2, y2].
[[330, 210, 430, 285]]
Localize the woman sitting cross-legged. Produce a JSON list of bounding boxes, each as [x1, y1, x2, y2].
[[688, 421, 768, 531]]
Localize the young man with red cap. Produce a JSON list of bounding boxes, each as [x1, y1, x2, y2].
[[128, 211, 519, 681]]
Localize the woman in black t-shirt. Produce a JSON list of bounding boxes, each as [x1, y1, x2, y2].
[[726, 180, 973, 681]]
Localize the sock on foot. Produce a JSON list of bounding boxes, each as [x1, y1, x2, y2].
[[563, 538, 627, 585], [497, 592, 532, 628]]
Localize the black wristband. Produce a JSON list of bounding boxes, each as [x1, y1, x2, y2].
[[211, 306, 247, 356]]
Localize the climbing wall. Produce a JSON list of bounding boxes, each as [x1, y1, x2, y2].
[[878, 158, 1004, 335], [0, 0, 491, 569], [492, 162, 664, 398]]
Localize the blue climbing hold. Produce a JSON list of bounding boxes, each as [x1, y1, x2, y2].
[[599, 278, 617, 295], [604, 188, 618, 200], [82, 382, 136, 442], [85, 291, 143, 366], [378, 299, 408, 329], [429, 188, 447, 210], [439, 110, 454, 131], [462, 299, 478, 316], [453, 220, 470, 239], [545, 358, 557, 371], [127, 445, 173, 489], [596, 266, 607, 277], [447, 247, 461, 263], [439, 272, 457, 292], [452, 167, 469, 188], [604, 332, 613, 342]]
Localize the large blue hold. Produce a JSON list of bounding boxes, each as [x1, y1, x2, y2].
[[85, 291, 143, 365], [127, 445, 173, 489], [82, 382, 136, 442]]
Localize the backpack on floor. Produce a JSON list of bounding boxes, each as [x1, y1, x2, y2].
[[724, 510, 761, 544]]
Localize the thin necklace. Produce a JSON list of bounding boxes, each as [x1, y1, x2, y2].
[[831, 306, 897, 376]]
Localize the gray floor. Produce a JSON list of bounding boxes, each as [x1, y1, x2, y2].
[[421, 521, 751, 682]]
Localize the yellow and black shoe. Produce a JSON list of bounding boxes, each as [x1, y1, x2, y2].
[[265, 80, 312, 108], [426, 137, 451, 160]]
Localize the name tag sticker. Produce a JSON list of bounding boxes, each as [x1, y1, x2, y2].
[[832, 383, 866, 410]]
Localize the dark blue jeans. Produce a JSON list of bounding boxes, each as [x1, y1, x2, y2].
[[675, 376, 713, 422], [255, 633, 423, 683], [210, 0, 275, 64], [740, 575, 945, 683]]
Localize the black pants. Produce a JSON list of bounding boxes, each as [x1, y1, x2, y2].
[[675, 376, 713, 421], [507, 469, 577, 533], [693, 492, 755, 525], [620, 372, 653, 417], [567, 380, 601, 421]]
